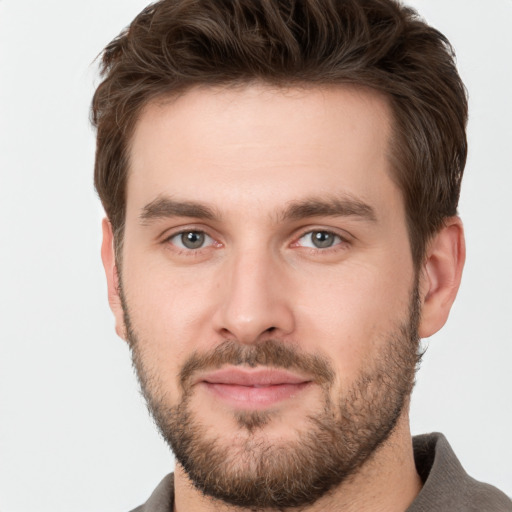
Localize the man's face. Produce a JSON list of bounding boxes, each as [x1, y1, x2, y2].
[[112, 84, 421, 508]]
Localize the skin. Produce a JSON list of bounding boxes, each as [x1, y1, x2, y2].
[[102, 84, 465, 511]]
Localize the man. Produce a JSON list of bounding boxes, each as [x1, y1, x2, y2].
[[92, 0, 511, 510]]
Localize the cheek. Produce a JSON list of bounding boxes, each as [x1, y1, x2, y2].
[[123, 239, 215, 325], [292, 258, 414, 382], [121, 256, 220, 397]]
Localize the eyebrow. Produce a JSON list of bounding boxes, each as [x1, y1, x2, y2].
[[139, 196, 219, 224], [280, 195, 377, 223], [139, 194, 377, 225]]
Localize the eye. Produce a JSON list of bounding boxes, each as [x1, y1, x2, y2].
[[169, 230, 214, 250], [297, 230, 343, 249]]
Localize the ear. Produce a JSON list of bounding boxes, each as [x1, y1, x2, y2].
[[418, 216, 466, 338], [101, 218, 127, 340]]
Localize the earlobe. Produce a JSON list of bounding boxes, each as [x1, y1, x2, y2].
[[101, 218, 127, 341], [418, 217, 466, 338]]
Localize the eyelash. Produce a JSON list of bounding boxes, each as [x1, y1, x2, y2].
[[293, 229, 349, 252], [164, 229, 219, 254], [162, 228, 350, 255]]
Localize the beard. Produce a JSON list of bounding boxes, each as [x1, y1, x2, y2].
[[122, 284, 422, 510]]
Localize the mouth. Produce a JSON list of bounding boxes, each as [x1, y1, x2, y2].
[[196, 367, 313, 409]]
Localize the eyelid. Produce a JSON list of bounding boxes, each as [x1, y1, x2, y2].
[[161, 225, 222, 251], [159, 224, 351, 252], [172, 231, 213, 249], [160, 223, 215, 240], [293, 226, 352, 244]]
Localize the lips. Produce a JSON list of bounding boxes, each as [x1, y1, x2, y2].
[[200, 367, 310, 386], [197, 368, 312, 408]]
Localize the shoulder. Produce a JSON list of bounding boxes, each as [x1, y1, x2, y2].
[[409, 433, 512, 512], [464, 480, 512, 512], [128, 473, 175, 512]]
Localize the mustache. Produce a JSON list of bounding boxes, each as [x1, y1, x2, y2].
[[179, 339, 335, 390]]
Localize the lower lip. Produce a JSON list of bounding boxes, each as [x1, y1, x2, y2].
[[202, 382, 311, 409]]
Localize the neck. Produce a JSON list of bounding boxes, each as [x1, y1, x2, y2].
[[173, 411, 422, 512]]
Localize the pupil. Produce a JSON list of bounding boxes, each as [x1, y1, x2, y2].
[[313, 231, 333, 248], [182, 231, 204, 249]]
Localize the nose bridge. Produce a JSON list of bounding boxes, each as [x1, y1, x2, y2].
[[215, 242, 294, 343]]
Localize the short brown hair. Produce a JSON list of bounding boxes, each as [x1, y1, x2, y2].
[[92, 0, 467, 267]]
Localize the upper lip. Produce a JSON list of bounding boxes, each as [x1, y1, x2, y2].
[[196, 367, 312, 387]]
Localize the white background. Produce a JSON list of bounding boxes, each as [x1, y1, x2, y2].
[[0, 1, 511, 510]]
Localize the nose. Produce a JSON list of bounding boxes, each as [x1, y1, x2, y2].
[[212, 247, 295, 344]]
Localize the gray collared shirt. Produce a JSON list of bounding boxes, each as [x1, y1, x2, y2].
[[131, 433, 512, 511]]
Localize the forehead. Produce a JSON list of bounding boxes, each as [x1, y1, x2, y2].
[[127, 84, 400, 220]]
